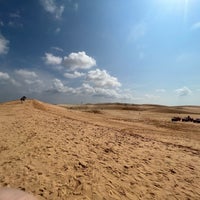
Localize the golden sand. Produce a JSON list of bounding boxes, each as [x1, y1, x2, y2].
[[0, 99, 200, 199]]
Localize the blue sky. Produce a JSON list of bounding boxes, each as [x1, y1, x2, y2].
[[0, 0, 200, 105]]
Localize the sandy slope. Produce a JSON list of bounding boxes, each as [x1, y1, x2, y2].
[[0, 99, 200, 200]]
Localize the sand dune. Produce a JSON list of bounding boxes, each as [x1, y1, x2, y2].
[[0, 99, 200, 199]]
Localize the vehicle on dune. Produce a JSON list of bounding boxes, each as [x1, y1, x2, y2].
[[182, 116, 193, 122], [193, 118, 200, 123], [20, 96, 27, 103], [171, 117, 181, 122]]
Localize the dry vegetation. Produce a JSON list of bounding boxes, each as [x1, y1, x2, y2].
[[0, 99, 200, 199]]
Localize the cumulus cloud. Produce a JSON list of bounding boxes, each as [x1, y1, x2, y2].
[[0, 34, 9, 55], [68, 69, 124, 99], [63, 51, 96, 71], [15, 69, 38, 79], [77, 83, 120, 98], [15, 69, 44, 90], [80, 83, 95, 95], [40, 50, 127, 101], [0, 66, 133, 102], [51, 78, 75, 93], [24, 79, 43, 85], [40, 0, 64, 19], [52, 79, 64, 92], [47, 78, 124, 100], [87, 69, 121, 88], [44, 53, 62, 65], [79, 83, 134, 99], [0, 71, 20, 87], [175, 86, 192, 96], [64, 71, 85, 79], [0, 72, 10, 80], [191, 22, 200, 31], [10, 78, 21, 87]]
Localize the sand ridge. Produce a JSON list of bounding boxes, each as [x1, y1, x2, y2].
[[0, 99, 200, 199]]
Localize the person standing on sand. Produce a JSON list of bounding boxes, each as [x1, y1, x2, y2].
[[0, 188, 37, 200]]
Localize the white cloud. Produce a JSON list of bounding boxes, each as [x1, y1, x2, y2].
[[0, 34, 9, 55], [191, 22, 200, 31], [15, 69, 38, 79], [40, 0, 64, 19], [175, 86, 192, 96], [80, 83, 95, 95], [53, 78, 64, 91], [94, 87, 121, 98], [78, 83, 119, 98], [0, 72, 10, 80], [24, 79, 43, 85], [48, 78, 123, 100], [63, 51, 96, 71], [10, 78, 21, 86], [44, 53, 62, 65], [79, 83, 135, 100], [52, 78, 75, 93], [87, 69, 121, 88], [51, 46, 63, 52], [14, 69, 46, 91], [0, 72, 20, 86], [39, 50, 131, 101], [64, 71, 85, 79]]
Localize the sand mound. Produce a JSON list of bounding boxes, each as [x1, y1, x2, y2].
[[31, 100, 49, 111], [0, 99, 200, 199]]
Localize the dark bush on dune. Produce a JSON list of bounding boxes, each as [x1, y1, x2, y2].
[[171, 117, 181, 122]]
